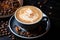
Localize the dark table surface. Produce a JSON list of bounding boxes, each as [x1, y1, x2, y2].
[[0, 0, 60, 40]]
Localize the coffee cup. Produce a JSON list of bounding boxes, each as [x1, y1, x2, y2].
[[14, 6, 46, 32], [8, 5, 50, 39]]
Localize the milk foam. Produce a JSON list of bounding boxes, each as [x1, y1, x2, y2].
[[19, 8, 39, 22], [15, 6, 43, 24]]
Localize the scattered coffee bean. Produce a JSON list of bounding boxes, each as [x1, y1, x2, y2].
[[26, 32, 30, 35], [2, 31, 5, 34], [8, 35, 11, 38], [5, 33, 8, 35], [12, 35, 14, 38], [20, 32, 23, 35], [0, 13, 2, 16], [8, 32, 11, 35], [28, 34, 33, 37], [12, 37, 15, 40], [2, 33, 4, 36], [15, 26, 20, 32], [1, 25, 4, 28], [5, 30, 8, 32], [22, 31, 26, 35], [1, 29, 3, 32]]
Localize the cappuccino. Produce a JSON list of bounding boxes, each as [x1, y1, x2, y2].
[[15, 6, 43, 24]]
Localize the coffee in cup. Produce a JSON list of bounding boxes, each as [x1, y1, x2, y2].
[[15, 6, 43, 25]]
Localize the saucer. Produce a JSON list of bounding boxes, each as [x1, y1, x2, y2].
[[8, 13, 50, 39]]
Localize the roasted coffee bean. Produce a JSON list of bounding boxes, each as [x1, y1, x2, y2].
[[5, 0, 8, 4], [28, 34, 32, 37], [26, 32, 30, 35], [8, 9, 11, 12], [0, 10, 4, 15], [2, 33, 4, 36], [4, 10, 6, 15], [1, 29, 3, 32], [24, 32, 31, 37], [5, 30, 8, 33], [5, 33, 8, 35], [8, 32, 10, 35], [11, 34, 15, 40], [20, 32, 23, 35], [22, 31, 26, 35], [2, 31, 5, 34], [12, 37, 15, 40], [15, 26, 21, 32], [8, 35, 11, 38], [1, 25, 4, 28], [12, 35, 14, 37], [2, 22, 5, 25], [0, 13, 2, 16]]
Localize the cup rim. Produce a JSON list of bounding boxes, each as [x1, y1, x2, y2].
[[15, 6, 43, 25]]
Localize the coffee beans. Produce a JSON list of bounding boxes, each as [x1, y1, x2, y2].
[[0, 0, 20, 16], [0, 20, 16, 40], [8, 35, 11, 38], [15, 26, 38, 37], [15, 26, 20, 32]]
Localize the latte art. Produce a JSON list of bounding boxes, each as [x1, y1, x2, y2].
[[15, 6, 43, 24], [19, 8, 39, 22]]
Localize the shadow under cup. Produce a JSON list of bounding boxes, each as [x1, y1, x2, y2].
[[14, 6, 47, 32]]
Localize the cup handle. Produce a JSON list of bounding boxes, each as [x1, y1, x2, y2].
[[42, 13, 48, 22]]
